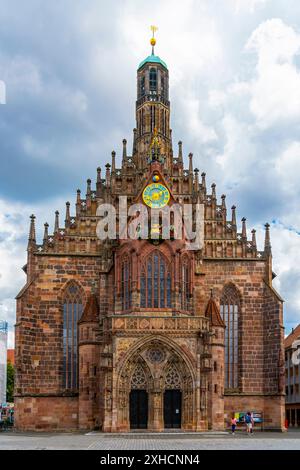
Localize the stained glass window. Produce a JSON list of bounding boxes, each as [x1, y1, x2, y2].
[[63, 283, 83, 390], [181, 257, 190, 310], [141, 269, 146, 308], [141, 251, 171, 308], [220, 285, 240, 389], [121, 257, 131, 310]]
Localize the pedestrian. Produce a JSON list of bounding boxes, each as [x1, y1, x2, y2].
[[250, 413, 254, 434], [231, 415, 237, 435], [245, 412, 253, 435]]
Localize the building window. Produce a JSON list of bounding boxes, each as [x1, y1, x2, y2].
[[181, 257, 190, 310], [63, 283, 83, 390], [121, 257, 131, 310], [161, 76, 164, 97], [149, 67, 157, 91], [140, 76, 145, 97], [140, 251, 171, 308], [220, 284, 240, 389]]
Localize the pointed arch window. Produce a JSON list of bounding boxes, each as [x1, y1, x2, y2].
[[131, 363, 147, 389], [181, 257, 190, 311], [140, 251, 172, 308], [140, 76, 145, 97], [121, 257, 131, 310], [165, 362, 181, 389], [220, 285, 240, 389], [63, 283, 83, 390], [161, 76, 165, 98]]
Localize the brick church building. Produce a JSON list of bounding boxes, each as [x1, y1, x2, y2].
[[14, 32, 285, 432]]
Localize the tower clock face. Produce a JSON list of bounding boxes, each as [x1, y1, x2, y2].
[[142, 183, 170, 208]]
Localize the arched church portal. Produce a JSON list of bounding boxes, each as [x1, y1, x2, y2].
[[117, 339, 195, 431]]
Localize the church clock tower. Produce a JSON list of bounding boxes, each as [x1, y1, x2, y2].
[[134, 26, 173, 170]]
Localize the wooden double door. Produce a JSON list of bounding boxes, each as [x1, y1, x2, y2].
[[129, 389, 182, 429]]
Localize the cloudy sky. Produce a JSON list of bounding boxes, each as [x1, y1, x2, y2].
[[1, 0, 300, 347]]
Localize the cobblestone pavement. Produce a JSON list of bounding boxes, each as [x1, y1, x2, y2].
[[0, 430, 300, 450]]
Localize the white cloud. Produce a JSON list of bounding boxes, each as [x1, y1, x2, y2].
[[232, 0, 270, 14], [245, 19, 300, 128], [275, 141, 300, 195]]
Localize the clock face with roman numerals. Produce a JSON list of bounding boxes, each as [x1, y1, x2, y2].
[[142, 183, 170, 209]]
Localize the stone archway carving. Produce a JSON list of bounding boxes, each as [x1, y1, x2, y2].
[[116, 336, 196, 431], [164, 362, 181, 389], [131, 362, 147, 389]]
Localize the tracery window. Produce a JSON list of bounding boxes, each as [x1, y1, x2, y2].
[[121, 257, 131, 310], [220, 284, 240, 389], [131, 364, 147, 389], [165, 363, 181, 389], [63, 282, 83, 389], [140, 251, 172, 308], [149, 67, 157, 91]]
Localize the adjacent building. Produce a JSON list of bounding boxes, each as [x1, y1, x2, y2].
[[0, 320, 8, 404], [14, 33, 285, 432], [285, 324, 300, 427]]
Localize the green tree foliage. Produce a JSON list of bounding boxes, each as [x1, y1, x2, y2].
[[6, 362, 14, 403]]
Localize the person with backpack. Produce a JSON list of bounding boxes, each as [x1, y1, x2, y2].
[[245, 412, 254, 435]]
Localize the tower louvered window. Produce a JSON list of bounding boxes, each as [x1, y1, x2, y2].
[[149, 67, 157, 91], [140, 251, 171, 308], [63, 283, 83, 389], [220, 285, 240, 389], [140, 76, 145, 97]]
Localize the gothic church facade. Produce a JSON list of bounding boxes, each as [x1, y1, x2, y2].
[[14, 36, 285, 432]]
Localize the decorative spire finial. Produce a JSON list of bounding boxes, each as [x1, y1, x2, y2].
[[251, 229, 257, 248], [111, 150, 116, 173], [188, 152, 193, 174], [65, 202, 70, 227], [150, 25, 158, 54], [178, 141, 183, 164], [54, 211, 59, 233], [28, 214, 36, 244], [201, 172, 206, 193], [97, 167, 101, 183], [194, 168, 199, 192], [86, 179, 91, 196], [105, 163, 111, 188], [242, 217, 247, 239], [122, 139, 127, 165], [76, 189, 81, 217], [221, 194, 226, 210], [211, 182, 216, 199], [231, 205, 236, 226], [96, 167, 102, 197], [264, 222, 272, 255], [43, 222, 49, 244]]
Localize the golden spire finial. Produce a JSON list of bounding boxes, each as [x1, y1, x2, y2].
[[150, 25, 158, 53]]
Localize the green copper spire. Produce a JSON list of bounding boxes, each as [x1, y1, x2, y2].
[[138, 26, 168, 70]]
